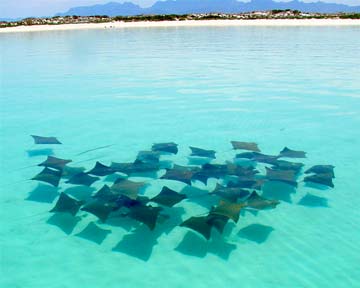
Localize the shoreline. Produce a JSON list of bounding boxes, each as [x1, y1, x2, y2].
[[1, 19, 360, 33]]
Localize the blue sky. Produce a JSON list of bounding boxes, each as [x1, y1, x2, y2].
[[1, 0, 360, 19]]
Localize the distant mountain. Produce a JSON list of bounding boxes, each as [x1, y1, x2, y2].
[[57, 0, 360, 16], [58, 2, 143, 17]]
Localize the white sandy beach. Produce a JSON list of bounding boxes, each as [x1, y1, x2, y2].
[[1, 19, 360, 33]]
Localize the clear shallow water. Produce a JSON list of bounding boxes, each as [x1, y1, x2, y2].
[[1, 26, 360, 287]]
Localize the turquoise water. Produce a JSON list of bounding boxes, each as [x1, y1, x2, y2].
[[1, 26, 360, 287]]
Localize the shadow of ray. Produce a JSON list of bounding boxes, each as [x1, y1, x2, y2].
[[75, 222, 111, 244], [27, 148, 54, 158], [298, 193, 329, 208], [237, 223, 274, 244], [46, 213, 81, 235], [64, 186, 95, 201], [25, 184, 59, 203], [262, 181, 295, 203], [112, 225, 160, 261], [175, 231, 237, 260]]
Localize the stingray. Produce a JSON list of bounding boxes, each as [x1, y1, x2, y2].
[[209, 200, 245, 223], [151, 186, 187, 207], [111, 178, 146, 200], [111, 160, 160, 175], [38, 156, 72, 171], [32, 167, 62, 187], [205, 214, 229, 234], [192, 163, 228, 184], [81, 200, 116, 222], [231, 141, 261, 152], [180, 216, 213, 240], [136, 151, 161, 163], [31, 135, 62, 144], [50, 192, 84, 216], [65, 172, 100, 187], [305, 165, 335, 178], [271, 160, 304, 173], [227, 177, 265, 190], [189, 146, 216, 159], [226, 164, 259, 178], [152, 142, 178, 154], [304, 173, 334, 188], [115, 195, 150, 210], [92, 184, 119, 202], [127, 205, 163, 230], [235, 152, 279, 165], [86, 161, 115, 176], [265, 167, 298, 187], [279, 147, 306, 158], [161, 165, 200, 185], [245, 191, 280, 210], [212, 184, 250, 202]]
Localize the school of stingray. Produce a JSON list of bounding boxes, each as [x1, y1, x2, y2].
[[27, 134, 335, 257]]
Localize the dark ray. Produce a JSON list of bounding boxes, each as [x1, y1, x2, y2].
[[192, 163, 228, 184], [50, 192, 84, 216], [189, 146, 216, 159], [114, 195, 150, 210], [76, 144, 113, 156], [161, 165, 200, 185], [61, 166, 86, 179], [81, 200, 116, 222], [304, 173, 334, 188], [38, 156, 72, 171], [235, 152, 279, 164], [66, 172, 100, 187], [128, 205, 163, 230], [152, 142, 178, 154], [32, 167, 62, 187], [279, 147, 306, 158], [136, 150, 161, 163], [86, 161, 114, 176], [210, 200, 245, 223], [305, 165, 335, 178], [111, 160, 160, 175], [271, 160, 304, 173], [151, 186, 187, 207], [31, 135, 62, 144], [206, 214, 229, 234], [212, 184, 250, 202], [92, 184, 118, 202], [180, 216, 212, 240], [231, 141, 260, 152], [226, 164, 259, 178], [265, 167, 298, 187], [245, 191, 280, 210], [111, 178, 146, 200]]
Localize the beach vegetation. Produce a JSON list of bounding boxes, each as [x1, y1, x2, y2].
[[1, 11, 359, 29]]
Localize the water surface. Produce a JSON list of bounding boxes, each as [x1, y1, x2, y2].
[[1, 26, 360, 288]]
